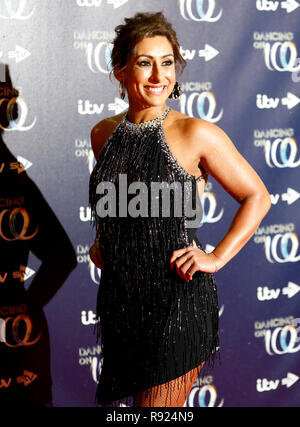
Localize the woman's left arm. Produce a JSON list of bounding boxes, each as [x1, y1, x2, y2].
[[170, 119, 271, 280]]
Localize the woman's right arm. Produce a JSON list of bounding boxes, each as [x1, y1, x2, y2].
[[91, 114, 124, 160], [89, 115, 125, 269], [89, 120, 111, 270], [89, 226, 104, 270]]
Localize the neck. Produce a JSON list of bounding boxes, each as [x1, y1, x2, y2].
[[126, 103, 167, 124]]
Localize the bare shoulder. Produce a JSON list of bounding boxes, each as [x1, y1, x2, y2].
[[91, 112, 126, 160], [169, 109, 225, 137], [166, 109, 230, 153]]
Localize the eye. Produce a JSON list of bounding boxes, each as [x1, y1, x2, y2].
[[137, 60, 151, 67], [162, 59, 174, 66]]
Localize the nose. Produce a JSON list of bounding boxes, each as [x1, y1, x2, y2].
[[149, 62, 162, 82]]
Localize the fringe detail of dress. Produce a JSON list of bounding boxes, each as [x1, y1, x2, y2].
[[89, 107, 220, 407]]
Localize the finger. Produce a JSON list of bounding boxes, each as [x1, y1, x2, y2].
[[188, 261, 211, 275], [182, 259, 196, 282], [175, 264, 186, 281], [181, 257, 195, 279], [170, 248, 186, 266], [185, 263, 199, 278], [174, 250, 193, 269], [170, 246, 193, 268], [175, 254, 194, 282]]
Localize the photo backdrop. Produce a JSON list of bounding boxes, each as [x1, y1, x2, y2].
[[0, 0, 299, 407]]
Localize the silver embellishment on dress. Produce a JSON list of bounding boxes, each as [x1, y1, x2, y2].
[[122, 107, 171, 131]]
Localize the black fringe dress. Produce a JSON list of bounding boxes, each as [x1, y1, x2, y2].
[[89, 107, 220, 406]]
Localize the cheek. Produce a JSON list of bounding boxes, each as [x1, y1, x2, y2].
[[167, 67, 176, 80], [138, 68, 152, 80], [127, 68, 152, 85]]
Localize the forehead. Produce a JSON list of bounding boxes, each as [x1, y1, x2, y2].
[[133, 36, 174, 57]]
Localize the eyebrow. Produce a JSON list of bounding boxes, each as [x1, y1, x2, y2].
[[136, 54, 174, 59]]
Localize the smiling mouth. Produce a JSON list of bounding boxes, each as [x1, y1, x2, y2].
[[144, 85, 167, 94]]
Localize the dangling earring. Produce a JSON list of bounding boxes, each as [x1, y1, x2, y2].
[[168, 81, 182, 100], [119, 81, 126, 100]]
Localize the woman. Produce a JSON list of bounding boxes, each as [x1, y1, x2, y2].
[[89, 12, 271, 407]]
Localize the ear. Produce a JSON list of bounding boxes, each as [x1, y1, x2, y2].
[[113, 66, 125, 82]]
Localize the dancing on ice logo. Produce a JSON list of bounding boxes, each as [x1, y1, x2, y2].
[[179, 82, 223, 123], [254, 316, 300, 355], [179, 0, 223, 22], [253, 128, 300, 169], [0, 87, 36, 132], [254, 223, 300, 263], [0, 0, 35, 19]]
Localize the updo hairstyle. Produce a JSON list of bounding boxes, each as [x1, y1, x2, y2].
[[110, 11, 186, 79]]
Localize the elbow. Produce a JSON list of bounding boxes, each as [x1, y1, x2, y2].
[[261, 188, 272, 214], [242, 188, 272, 218], [265, 192, 272, 213], [251, 189, 272, 217]]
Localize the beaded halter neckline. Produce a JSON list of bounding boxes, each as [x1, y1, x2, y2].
[[122, 107, 170, 130], [120, 106, 205, 183]]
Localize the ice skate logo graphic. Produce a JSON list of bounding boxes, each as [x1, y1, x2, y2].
[[86, 41, 113, 74], [179, 92, 223, 123], [264, 326, 300, 355], [264, 232, 300, 263], [264, 42, 300, 72], [0, 0, 35, 19], [264, 138, 300, 168], [186, 385, 224, 407], [0, 315, 41, 347], [0, 208, 39, 241], [0, 97, 36, 131], [179, 0, 223, 22]]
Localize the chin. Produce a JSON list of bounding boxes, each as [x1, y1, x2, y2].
[[144, 96, 170, 106]]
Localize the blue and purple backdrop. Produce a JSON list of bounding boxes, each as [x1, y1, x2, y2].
[[0, 0, 299, 407]]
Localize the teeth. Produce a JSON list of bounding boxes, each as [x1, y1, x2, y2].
[[145, 86, 165, 93]]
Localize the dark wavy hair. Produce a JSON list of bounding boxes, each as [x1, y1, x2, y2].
[[110, 11, 186, 78]]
